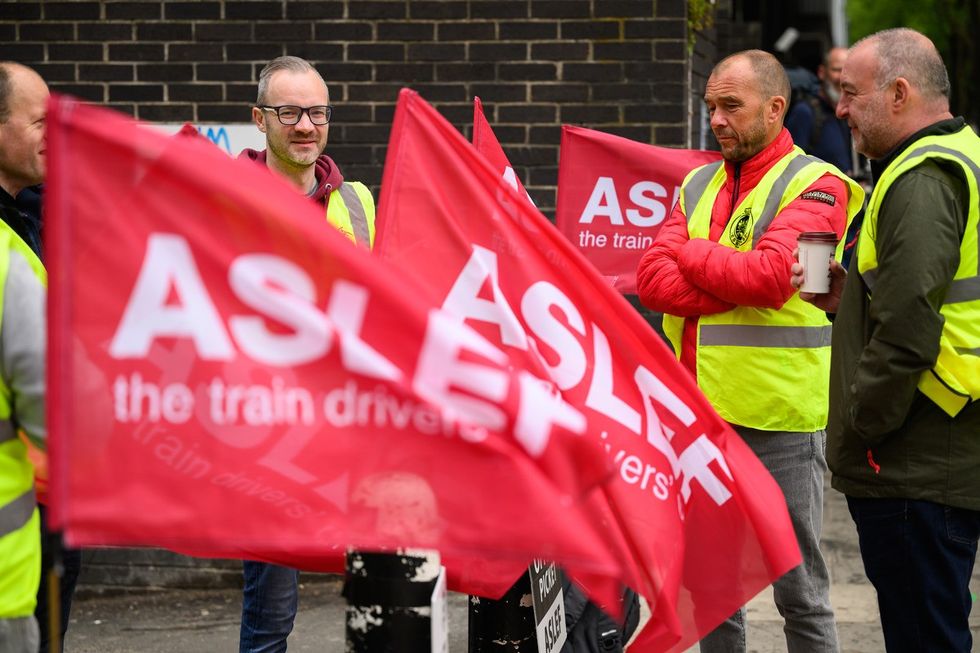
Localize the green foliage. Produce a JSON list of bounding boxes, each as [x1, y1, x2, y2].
[[687, 0, 716, 53], [848, 0, 948, 50], [847, 0, 979, 126]]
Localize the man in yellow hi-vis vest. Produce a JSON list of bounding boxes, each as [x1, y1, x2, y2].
[[235, 56, 376, 653], [793, 29, 980, 652], [638, 50, 865, 653], [0, 61, 49, 653]]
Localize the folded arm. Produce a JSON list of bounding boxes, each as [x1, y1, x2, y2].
[[677, 174, 849, 308], [636, 202, 736, 317]]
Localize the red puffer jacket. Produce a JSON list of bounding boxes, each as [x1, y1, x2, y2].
[[636, 128, 849, 376]]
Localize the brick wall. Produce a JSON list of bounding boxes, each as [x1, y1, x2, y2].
[[0, 0, 693, 214]]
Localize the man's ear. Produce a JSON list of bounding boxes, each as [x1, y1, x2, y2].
[[252, 106, 267, 133], [769, 95, 787, 124], [892, 77, 912, 111]]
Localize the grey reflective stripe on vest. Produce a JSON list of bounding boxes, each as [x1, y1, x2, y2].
[[955, 346, 980, 356], [906, 143, 980, 254], [946, 276, 980, 304], [682, 162, 724, 222], [752, 153, 823, 246], [0, 420, 15, 445], [0, 487, 36, 539], [337, 183, 371, 248], [699, 323, 832, 348], [906, 144, 980, 302], [864, 265, 978, 304], [904, 142, 980, 197], [865, 144, 980, 303]]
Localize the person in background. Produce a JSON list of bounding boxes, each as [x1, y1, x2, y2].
[[786, 47, 853, 176], [786, 46, 870, 269]]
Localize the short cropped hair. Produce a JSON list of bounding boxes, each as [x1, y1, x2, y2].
[[713, 49, 791, 111], [857, 28, 950, 101], [0, 64, 12, 123], [256, 56, 327, 105]]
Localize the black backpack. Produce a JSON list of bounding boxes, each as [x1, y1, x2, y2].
[[561, 579, 641, 652], [785, 66, 828, 153]]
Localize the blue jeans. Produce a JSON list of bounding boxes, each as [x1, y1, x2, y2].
[[240, 562, 299, 653], [847, 496, 980, 652], [700, 429, 839, 653]]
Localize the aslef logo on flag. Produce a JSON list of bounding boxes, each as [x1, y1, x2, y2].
[[556, 126, 721, 294], [377, 90, 801, 652], [44, 94, 628, 596]]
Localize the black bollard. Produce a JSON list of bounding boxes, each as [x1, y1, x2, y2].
[[344, 549, 445, 652], [468, 570, 536, 653]]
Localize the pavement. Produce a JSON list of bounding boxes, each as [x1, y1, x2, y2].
[[62, 478, 980, 652]]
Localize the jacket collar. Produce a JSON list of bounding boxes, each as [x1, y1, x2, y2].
[[870, 117, 967, 182], [237, 149, 345, 206]]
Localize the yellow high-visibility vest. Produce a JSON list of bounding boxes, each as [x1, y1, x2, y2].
[[328, 181, 376, 249], [856, 125, 980, 416], [0, 220, 45, 619], [663, 148, 864, 431]]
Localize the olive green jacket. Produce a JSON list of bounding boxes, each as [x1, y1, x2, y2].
[[827, 118, 980, 510]]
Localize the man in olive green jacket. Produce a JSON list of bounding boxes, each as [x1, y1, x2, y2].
[[792, 28, 980, 653]]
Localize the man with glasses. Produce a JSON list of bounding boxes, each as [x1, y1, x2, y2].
[[237, 55, 376, 653]]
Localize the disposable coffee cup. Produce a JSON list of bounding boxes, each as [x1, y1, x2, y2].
[[797, 232, 838, 294]]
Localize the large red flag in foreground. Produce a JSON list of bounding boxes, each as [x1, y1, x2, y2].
[[375, 90, 800, 652], [44, 95, 628, 588], [556, 126, 720, 294]]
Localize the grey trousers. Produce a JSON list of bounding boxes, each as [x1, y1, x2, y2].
[[700, 428, 839, 653], [0, 616, 39, 653]]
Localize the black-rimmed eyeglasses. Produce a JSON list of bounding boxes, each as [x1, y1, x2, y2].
[[259, 105, 333, 125]]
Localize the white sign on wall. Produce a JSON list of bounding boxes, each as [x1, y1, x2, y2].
[[154, 123, 266, 157]]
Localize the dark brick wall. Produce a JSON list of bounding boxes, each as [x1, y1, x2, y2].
[[688, 4, 718, 149], [1, 0, 693, 214]]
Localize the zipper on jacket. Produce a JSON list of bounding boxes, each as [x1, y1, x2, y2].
[[730, 162, 742, 217]]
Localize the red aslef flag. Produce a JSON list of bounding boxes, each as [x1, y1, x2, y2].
[[473, 97, 629, 617], [375, 89, 801, 652], [556, 126, 721, 294], [471, 97, 632, 613], [43, 95, 626, 592], [472, 97, 535, 205], [471, 98, 636, 615]]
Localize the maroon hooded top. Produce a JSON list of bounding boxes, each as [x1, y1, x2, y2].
[[238, 148, 345, 208]]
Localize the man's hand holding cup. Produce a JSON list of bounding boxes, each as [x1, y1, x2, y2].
[[792, 232, 846, 313]]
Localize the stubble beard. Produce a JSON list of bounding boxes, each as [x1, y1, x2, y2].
[[269, 134, 322, 169], [720, 119, 768, 163], [853, 96, 892, 160]]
